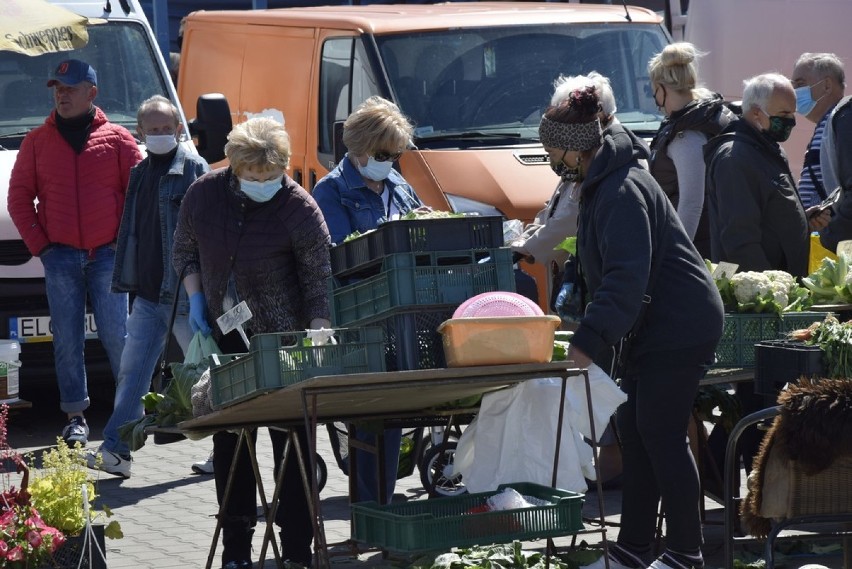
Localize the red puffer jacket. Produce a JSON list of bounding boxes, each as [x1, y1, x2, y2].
[[8, 107, 143, 256]]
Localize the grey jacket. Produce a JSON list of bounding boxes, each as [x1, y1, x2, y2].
[[112, 145, 210, 312], [570, 123, 724, 364], [704, 118, 810, 277], [819, 96, 852, 252]]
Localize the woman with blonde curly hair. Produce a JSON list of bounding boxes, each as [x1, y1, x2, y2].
[[312, 97, 424, 506], [173, 116, 331, 568], [313, 96, 422, 245]]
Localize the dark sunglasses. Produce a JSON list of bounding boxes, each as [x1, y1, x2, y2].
[[372, 150, 404, 162]]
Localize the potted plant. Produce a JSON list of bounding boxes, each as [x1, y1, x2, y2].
[[26, 438, 122, 569], [0, 404, 65, 568]]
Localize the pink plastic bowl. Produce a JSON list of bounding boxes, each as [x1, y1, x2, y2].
[[453, 291, 544, 318]]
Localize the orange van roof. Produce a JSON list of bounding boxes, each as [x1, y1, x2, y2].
[[186, 2, 661, 34]]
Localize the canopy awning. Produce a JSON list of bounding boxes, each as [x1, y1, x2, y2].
[[0, 0, 104, 56]]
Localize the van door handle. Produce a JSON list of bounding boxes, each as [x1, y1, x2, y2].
[[309, 170, 317, 190], [293, 169, 303, 186]]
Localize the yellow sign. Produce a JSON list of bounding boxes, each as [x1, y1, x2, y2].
[[0, 0, 102, 56]]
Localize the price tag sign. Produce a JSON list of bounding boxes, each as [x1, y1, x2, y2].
[[217, 300, 253, 349], [712, 261, 738, 280], [217, 300, 252, 334]]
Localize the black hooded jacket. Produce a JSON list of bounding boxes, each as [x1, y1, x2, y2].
[[570, 123, 724, 366], [703, 118, 809, 277]]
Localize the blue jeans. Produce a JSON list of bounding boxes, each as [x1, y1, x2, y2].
[[41, 245, 128, 414], [353, 427, 402, 504], [102, 296, 192, 455]]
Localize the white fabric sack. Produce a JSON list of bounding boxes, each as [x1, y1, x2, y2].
[[454, 363, 626, 494]]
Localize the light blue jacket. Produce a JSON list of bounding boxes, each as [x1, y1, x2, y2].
[[112, 145, 210, 313], [312, 154, 422, 245]]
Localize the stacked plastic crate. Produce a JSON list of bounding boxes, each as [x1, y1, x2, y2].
[[328, 216, 516, 371]]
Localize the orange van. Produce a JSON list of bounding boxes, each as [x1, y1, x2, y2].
[[178, 2, 670, 307]]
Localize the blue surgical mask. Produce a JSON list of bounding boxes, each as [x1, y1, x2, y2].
[[357, 156, 394, 181], [239, 174, 284, 202], [795, 79, 826, 116]]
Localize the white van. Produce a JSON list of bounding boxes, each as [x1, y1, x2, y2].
[[0, 0, 194, 394]]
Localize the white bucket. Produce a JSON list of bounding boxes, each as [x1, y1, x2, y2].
[[0, 340, 21, 400]]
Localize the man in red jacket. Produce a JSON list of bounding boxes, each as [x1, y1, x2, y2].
[[7, 59, 142, 445]]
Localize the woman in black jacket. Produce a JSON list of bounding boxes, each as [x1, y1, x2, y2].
[[544, 87, 724, 569]]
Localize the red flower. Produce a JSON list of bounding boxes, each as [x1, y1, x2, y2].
[[6, 545, 23, 561], [0, 540, 7, 555], [26, 529, 43, 548]]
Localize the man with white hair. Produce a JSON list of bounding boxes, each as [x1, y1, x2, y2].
[[704, 72, 809, 278], [703, 73, 810, 477]]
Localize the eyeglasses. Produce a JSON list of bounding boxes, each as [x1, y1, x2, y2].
[[371, 150, 404, 162]]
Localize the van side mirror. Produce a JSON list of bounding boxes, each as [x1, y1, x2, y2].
[[190, 93, 232, 164], [332, 120, 345, 165]]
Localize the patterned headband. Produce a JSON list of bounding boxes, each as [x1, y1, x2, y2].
[[539, 115, 603, 151]]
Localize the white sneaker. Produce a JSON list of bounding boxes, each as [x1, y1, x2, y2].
[[86, 446, 131, 479], [191, 451, 214, 474]]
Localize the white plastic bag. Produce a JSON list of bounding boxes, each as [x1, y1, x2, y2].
[[455, 364, 626, 494]]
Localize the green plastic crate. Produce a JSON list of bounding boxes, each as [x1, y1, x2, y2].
[[331, 249, 515, 326], [714, 311, 829, 368], [210, 327, 385, 408], [350, 482, 584, 552]]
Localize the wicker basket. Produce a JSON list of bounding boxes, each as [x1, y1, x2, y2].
[[787, 454, 852, 517]]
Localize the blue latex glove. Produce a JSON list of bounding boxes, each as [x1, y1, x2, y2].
[[554, 283, 574, 317], [188, 292, 212, 336]]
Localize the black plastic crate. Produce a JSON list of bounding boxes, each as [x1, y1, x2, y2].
[[754, 340, 823, 396], [348, 306, 455, 371], [330, 216, 504, 278]]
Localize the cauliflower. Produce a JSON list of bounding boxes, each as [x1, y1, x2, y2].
[[727, 270, 808, 313], [730, 272, 771, 305]]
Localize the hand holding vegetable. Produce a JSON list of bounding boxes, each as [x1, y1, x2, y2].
[[188, 291, 212, 336]]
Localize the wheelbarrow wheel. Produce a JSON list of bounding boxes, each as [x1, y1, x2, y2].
[[419, 442, 466, 498], [316, 453, 328, 493]]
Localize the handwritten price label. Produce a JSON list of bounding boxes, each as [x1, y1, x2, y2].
[[216, 300, 252, 335]]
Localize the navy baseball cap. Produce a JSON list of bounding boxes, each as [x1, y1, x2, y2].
[[46, 59, 97, 87]]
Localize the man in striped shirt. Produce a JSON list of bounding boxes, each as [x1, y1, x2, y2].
[[792, 53, 846, 208]]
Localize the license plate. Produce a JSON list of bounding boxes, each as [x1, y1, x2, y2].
[[8, 314, 98, 343]]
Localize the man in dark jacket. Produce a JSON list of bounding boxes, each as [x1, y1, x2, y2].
[[704, 73, 810, 478], [819, 93, 852, 251], [704, 73, 810, 278], [87, 96, 209, 478]]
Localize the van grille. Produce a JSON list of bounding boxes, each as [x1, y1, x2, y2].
[[0, 240, 32, 266], [514, 152, 549, 165]]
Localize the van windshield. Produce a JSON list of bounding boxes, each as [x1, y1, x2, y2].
[[0, 21, 169, 150], [375, 23, 667, 146]]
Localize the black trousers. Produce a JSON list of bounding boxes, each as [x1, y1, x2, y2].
[[213, 427, 314, 566], [615, 341, 717, 556]]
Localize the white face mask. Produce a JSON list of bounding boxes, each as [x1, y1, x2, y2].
[[239, 174, 284, 202], [357, 156, 394, 181], [144, 134, 178, 155]]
